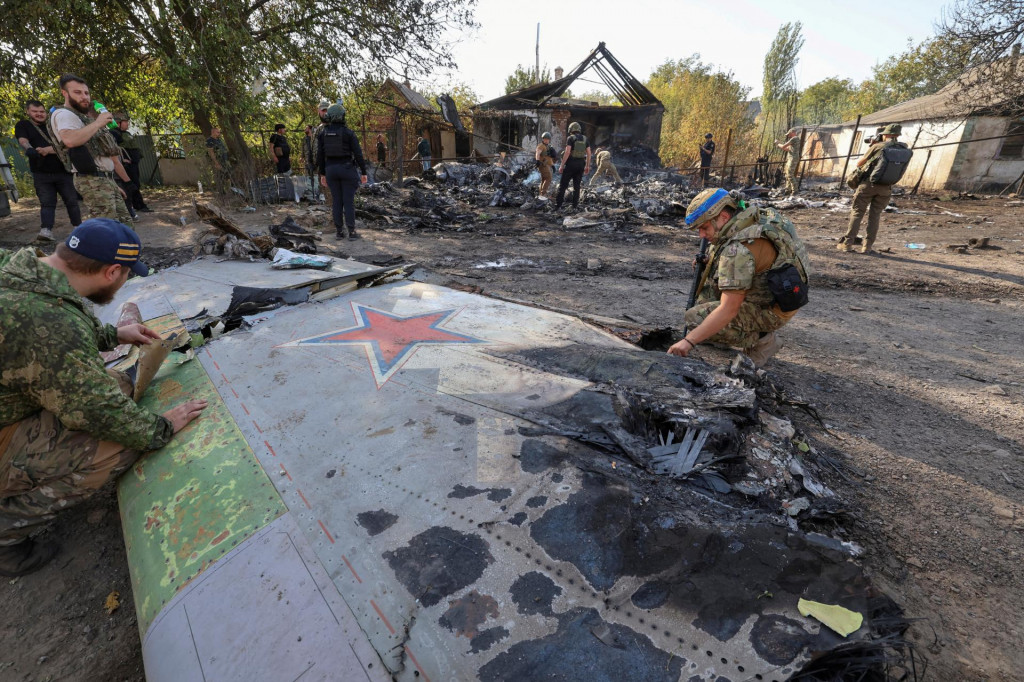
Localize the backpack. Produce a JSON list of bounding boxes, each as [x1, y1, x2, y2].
[[570, 135, 587, 159], [868, 142, 913, 185]]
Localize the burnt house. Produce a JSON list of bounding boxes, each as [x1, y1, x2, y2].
[[471, 43, 664, 166], [365, 78, 468, 176]]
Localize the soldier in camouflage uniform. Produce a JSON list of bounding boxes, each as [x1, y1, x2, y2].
[[0, 219, 208, 577], [668, 188, 810, 366], [48, 74, 132, 223], [776, 128, 802, 194]]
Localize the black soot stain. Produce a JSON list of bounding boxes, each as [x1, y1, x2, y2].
[[478, 608, 683, 682], [508, 512, 527, 526], [749, 614, 813, 666], [355, 509, 398, 536], [526, 496, 547, 508], [487, 488, 512, 502], [631, 581, 670, 610], [449, 484, 486, 499], [529, 472, 678, 590], [518, 439, 573, 474], [448, 484, 512, 502], [325, 469, 336, 478], [470, 626, 509, 653], [510, 572, 561, 616], [436, 406, 477, 425], [383, 526, 493, 608], [438, 590, 499, 638]]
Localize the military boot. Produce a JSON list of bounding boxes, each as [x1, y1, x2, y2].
[[0, 539, 59, 577], [859, 241, 874, 255], [744, 331, 783, 367], [836, 241, 853, 252], [347, 225, 361, 241]]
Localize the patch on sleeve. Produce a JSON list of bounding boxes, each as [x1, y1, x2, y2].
[[716, 243, 757, 290]]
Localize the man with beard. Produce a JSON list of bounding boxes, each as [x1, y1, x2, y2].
[[0, 219, 208, 577], [47, 75, 131, 223], [15, 100, 82, 242]]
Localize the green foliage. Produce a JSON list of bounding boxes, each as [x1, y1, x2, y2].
[[760, 22, 804, 153], [504, 64, 552, 94], [797, 77, 857, 125], [575, 90, 619, 106], [1, 0, 478, 179], [647, 56, 755, 168]]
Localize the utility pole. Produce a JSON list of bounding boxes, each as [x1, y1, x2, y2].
[[535, 23, 540, 83]]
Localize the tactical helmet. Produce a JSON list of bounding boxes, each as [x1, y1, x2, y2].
[[318, 99, 331, 110], [326, 103, 346, 123], [568, 122, 582, 134], [684, 188, 738, 229], [541, 131, 552, 140], [882, 123, 902, 136]]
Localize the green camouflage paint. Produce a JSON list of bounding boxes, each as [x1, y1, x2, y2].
[[118, 316, 285, 636]]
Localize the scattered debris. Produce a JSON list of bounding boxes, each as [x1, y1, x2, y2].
[[271, 248, 332, 270], [104, 591, 121, 615]]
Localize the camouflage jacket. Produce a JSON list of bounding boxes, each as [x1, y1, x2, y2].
[[0, 248, 173, 451], [699, 206, 810, 310]]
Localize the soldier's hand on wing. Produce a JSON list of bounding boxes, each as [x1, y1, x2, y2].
[[163, 400, 209, 433], [117, 323, 162, 346], [667, 338, 695, 357]]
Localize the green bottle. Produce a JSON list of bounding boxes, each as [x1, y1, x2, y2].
[[92, 101, 119, 130]]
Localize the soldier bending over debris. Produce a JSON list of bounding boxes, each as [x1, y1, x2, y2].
[[0, 219, 208, 577], [668, 188, 810, 366]]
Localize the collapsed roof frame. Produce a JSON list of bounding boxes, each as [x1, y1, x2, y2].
[[474, 42, 662, 111]]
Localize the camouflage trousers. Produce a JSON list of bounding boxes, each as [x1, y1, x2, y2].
[[684, 299, 788, 350], [844, 182, 891, 248], [74, 173, 132, 223], [590, 159, 622, 185], [0, 370, 138, 546], [784, 164, 799, 194]]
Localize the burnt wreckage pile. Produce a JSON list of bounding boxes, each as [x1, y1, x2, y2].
[[351, 153, 700, 234], [485, 343, 923, 680]]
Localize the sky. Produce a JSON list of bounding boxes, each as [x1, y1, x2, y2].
[[426, 0, 949, 102]]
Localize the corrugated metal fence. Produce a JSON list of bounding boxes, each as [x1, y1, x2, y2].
[[0, 134, 164, 187]]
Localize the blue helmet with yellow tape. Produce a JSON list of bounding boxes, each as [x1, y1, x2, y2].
[[684, 188, 738, 229]]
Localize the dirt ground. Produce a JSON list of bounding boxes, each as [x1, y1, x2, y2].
[[1, 184, 1021, 681]]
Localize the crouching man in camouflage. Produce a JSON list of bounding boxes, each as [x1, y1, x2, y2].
[[668, 188, 810, 366], [0, 219, 208, 576]]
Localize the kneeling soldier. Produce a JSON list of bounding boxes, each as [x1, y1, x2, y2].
[[668, 188, 810, 366]]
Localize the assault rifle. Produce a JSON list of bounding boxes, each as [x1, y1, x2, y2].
[[681, 237, 710, 335]]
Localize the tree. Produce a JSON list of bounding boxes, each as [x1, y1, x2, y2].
[[646, 57, 755, 170], [798, 77, 857, 125], [935, 1, 1023, 115], [575, 90, 620, 106], [760, 22, 804, 155], [504, 64, 552, 94], [1, 0, 477, 181]]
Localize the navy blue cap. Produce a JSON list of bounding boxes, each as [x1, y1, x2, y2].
[[65, 218, 149, 276]]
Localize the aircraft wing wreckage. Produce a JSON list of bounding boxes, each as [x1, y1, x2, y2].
[[97, 257, 912, 682]]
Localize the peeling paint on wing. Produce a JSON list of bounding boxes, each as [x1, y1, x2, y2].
[[478, 608, 684, 682], [356, 509, 398, 536], [438, 590, 499, 638], [447, 484, 512, 502], [525, 495, 547, 508], [507, 512, 527, 526], [510, 572, 561, 616], [383, 526, 493, 607]]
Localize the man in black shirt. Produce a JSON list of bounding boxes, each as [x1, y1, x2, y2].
[[699, 133, 715, 187], [269, 124, 291, 175], [14, 100, 82, 241]]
